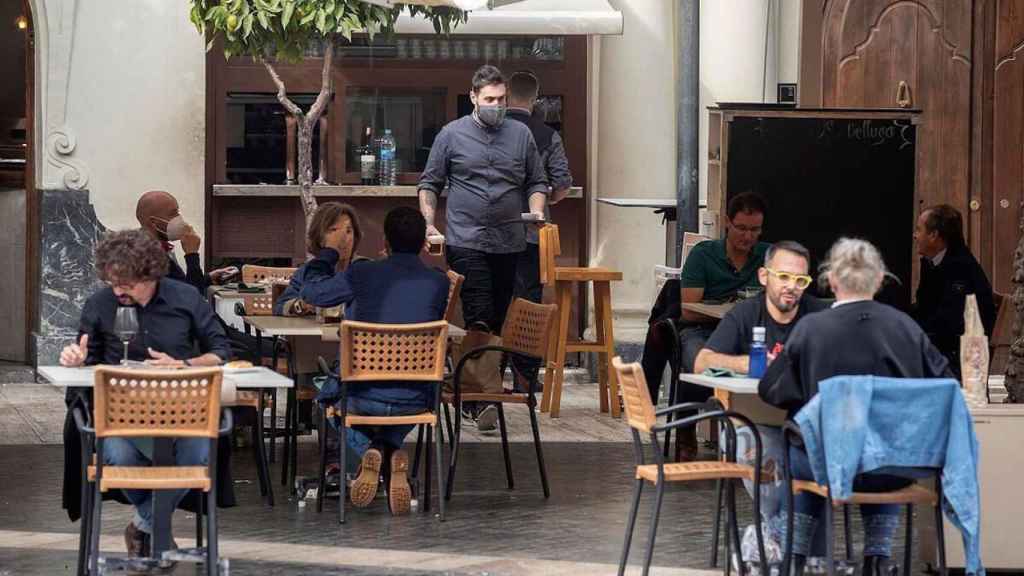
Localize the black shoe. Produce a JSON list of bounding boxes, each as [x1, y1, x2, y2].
[[475, 404, 498, 432], [123, 522, 150, 557], [862, 555, 898, 576], [790, 554, 806, 576]]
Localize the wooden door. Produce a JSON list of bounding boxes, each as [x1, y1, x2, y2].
[[989, 0, 1024, 293], [818, 0, 973, 214]]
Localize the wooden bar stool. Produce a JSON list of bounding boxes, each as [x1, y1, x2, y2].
[[537, 224, 623, 418]]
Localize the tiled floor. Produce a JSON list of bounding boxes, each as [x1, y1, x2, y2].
[[0, 365, 920, 575]]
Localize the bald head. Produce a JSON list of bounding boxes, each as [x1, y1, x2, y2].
[[136, 191, 179, 239]]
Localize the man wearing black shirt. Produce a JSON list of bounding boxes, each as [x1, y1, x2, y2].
[[60, 229, 230, 557], [694, 241, 828, 374], [911, 204, 995, 375]]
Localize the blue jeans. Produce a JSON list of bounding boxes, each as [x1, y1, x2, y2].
[[102, 437, 209, 534], [340, 395, 430, 473], [787, 445, 909, 557]]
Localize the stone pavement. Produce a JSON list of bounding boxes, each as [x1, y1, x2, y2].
[[0, 364, 920, 575]]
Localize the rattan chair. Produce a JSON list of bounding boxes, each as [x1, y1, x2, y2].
[[444, 298, 558, 500], [316, 320, 449, 523], [241, 264, 296, 285], [781, 420, 947, 576], [79, 367, 231, 576], [612, 357, 767, 576]]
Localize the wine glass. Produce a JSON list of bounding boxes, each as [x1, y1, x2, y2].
[[113, 306, 139, 365]]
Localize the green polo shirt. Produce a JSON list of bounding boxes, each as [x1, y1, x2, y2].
[[681, 239, 770, 300]]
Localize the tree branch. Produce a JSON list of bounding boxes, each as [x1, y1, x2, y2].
[[262, 58, 303, 117], [306, 35, 335, 130]]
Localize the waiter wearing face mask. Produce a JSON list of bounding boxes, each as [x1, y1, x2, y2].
[[418, 65, 548, 430], [136, 190, 236, 293]]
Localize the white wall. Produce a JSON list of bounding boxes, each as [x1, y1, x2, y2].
[[57, 0, 206, 252], [593, 0, 678, 341], [594, 0, 801, 342]]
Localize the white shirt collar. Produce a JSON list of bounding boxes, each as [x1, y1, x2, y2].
[[831, 297, 872, 308], [930, 249, 947, 267]]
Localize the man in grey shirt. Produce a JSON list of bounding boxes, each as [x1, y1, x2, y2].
[[419, 65, 548, 430], [506, 71, 573, 392]]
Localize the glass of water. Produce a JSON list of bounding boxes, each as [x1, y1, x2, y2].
[[114, 306, 139, 365]]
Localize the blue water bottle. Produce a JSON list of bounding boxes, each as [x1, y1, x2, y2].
[[748, 326, 767, 378]]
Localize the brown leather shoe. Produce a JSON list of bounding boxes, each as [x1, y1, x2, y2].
[[350, 448, 382, 508], [388, 449, 412, 516], [123, 521, 150, 557]]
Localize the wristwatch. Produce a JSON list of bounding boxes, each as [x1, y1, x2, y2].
[[292, 299, 305, 315]]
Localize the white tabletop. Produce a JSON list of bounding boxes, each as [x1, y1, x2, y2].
[[596, 197, 679, 209], [242, 315, 324, 337], [38, 365, 294, 389], [679, 373, 759, 394]]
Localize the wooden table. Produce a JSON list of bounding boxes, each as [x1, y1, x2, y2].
[[681, 301, 735, 320], [39, 365, 291, 561], [678, 373, 786, 425]]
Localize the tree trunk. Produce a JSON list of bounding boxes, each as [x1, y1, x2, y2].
[[1006, 209, 1024, 403], [262, 36, 336, 236]]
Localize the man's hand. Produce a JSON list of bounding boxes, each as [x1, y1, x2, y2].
[[146, 348, 185, 367], [59, 334, 89, 367], [426, 224, 441, 238], [180, 225, 201, 255], [208, 266, 238, 285]]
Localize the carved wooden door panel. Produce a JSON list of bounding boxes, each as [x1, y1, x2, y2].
[[991, 0, 1024, 293], [821, 0, 973, 213]]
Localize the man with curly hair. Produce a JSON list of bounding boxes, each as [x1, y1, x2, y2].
[[59, 229, 231, 558]]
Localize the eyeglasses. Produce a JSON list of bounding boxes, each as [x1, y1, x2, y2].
[[731, 224, 762, 235], [106, 280, 139, 292], [764, 268, 812, 289]]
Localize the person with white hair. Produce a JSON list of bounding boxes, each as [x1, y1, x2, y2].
[[758, 237, 953, 576]]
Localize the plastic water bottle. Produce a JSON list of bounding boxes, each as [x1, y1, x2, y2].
[[748, 326, 767, 378], [378, 129, 397, 186]]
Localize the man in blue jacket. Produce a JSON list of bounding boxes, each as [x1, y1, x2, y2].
[[299, 206, 449, 515]]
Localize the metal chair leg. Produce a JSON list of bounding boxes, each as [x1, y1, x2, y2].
[[195, 491, 203, 549], [903, 504, 914, 576], [497, 403, 514, 490], [618, 479, 644, 576], [423, 422, 433, 514], [339, 410, 347, 524], [641, 481, 666, 576], [289, 387, 299, 492], [728, 479, 746, 576], [88, 482, 102, 576], [843, 504, 853, 560], [528, 397, 550, 498], [316, 408, 328, 513], [252, 408, 274, 506], [281, 387, 293, 487], [77, 475, 92, 576], [710, 478, 724, 568], [435, 422, 446, 521], [443, 402, 455, 452], [445, 409, 463, 501], [934, 482, 948, 576], [206, 489, 218, 576], [269, 388, 277, 464], [824, 497, 835, 576], [411, 424, 424, 480]]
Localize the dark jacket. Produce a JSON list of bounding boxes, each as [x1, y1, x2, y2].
[[300, 249, 449, 404], [759, 300, 953, 418], [273, 254, 370, 316], [168, 251, 207, 295], [912, 243, 996, 369]]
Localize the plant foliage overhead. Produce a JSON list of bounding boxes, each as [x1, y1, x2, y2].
[[189, 0, 468, 62]]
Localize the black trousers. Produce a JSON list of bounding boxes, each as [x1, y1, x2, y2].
[[639, 320, 714, 406], [446, 245, 519, 334], [511, 243, 543, 391]]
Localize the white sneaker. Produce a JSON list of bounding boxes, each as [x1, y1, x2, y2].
[[475, 404, 498, 432]]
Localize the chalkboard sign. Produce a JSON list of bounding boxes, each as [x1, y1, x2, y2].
[[725, 115, 916, 310]]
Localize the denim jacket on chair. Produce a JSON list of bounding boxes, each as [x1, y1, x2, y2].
[[794, 376, 983, 575]]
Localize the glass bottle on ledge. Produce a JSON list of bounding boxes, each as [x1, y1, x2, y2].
[[359, 126, 376, 185]]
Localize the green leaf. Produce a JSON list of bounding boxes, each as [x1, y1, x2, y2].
[[243, 13, 254, 38], [300, 9, 317, 25], [257, 10, 270, 30], [281, 1, 294, 30], [316, 10, 327, 34]]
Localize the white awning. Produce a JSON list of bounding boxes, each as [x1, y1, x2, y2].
[[392, 0, 623, 36]]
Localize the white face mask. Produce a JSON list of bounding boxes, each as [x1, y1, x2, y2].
[[152, 215, 189, 241]]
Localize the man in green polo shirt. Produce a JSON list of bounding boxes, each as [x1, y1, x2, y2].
[[640, 192, 768, 456]]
